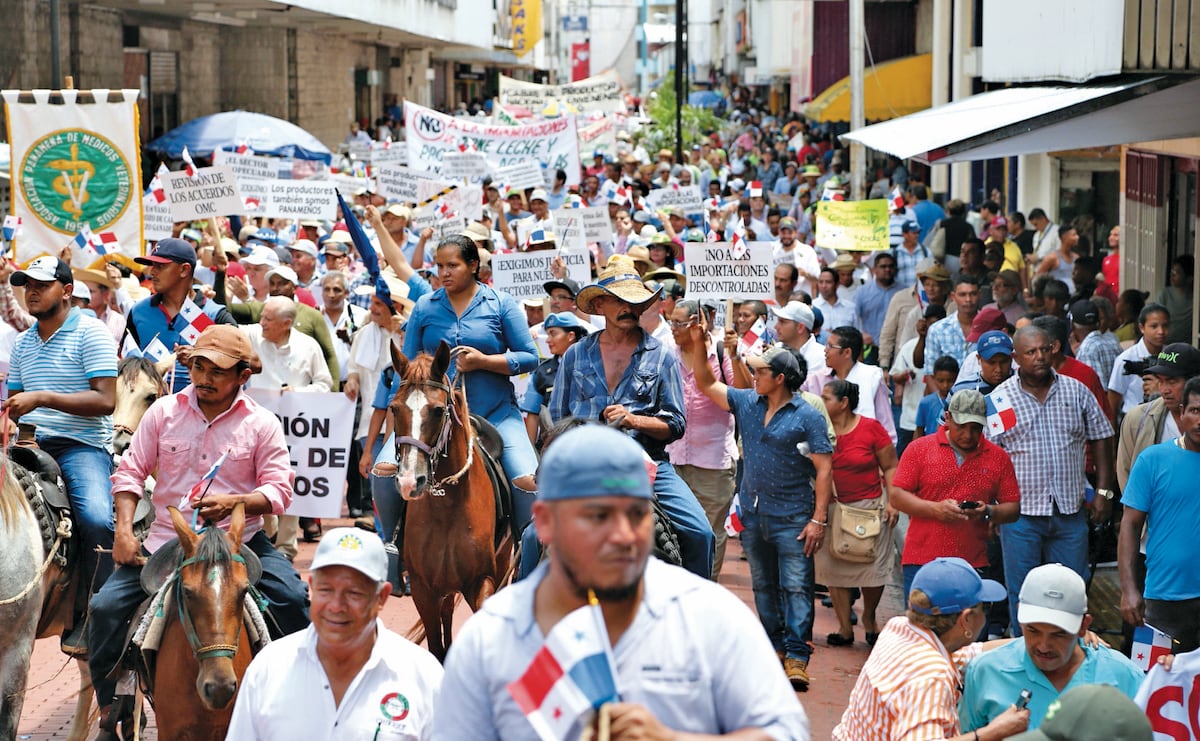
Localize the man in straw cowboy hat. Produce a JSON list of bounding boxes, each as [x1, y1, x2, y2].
[[549, 255, 716, 579]]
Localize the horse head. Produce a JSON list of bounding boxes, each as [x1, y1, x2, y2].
[[390, 340, 462, 501], [113, 355, 170, 456], [167, 503, 253, 710]]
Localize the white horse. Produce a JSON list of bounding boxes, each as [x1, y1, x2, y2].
[[0, 454, 49, 740]]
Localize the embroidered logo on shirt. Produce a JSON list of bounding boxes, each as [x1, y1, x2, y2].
[[379, 691, 410, 721]]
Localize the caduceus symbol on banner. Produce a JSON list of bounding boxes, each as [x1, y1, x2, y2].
[[49, 142, 95, 221]]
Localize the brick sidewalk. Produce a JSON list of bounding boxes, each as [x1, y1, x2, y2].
[[17, 522, 902, 739]]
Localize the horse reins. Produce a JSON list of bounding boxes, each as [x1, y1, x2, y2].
[[173, 549, 249, 661], [393, 347, 477, 497]]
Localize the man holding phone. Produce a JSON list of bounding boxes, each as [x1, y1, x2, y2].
[[890, 390, 1022, 604], [959, 565, 1143, 732]]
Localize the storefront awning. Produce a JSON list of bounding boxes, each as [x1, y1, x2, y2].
[[841, 75, 1200, 164], [805, 54, 932, 124]]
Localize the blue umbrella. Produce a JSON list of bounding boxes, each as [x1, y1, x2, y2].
[[145, 110, 332, 164], [688, 90, 724, 109]]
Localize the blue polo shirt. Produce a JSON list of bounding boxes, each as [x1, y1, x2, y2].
[[1122, 441, 1200, 600], [725, 388, 832, 517], [8, 307, 118, 448], [958, 638, 1144, 732]]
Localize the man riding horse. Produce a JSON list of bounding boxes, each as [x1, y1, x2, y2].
[[88, 325, 309, 739]]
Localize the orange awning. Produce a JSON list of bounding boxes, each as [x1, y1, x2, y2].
[[805, 54, 933, 124]]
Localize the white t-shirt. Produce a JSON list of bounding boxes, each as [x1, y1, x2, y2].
[[891, 337, 926, 431], [227, 621, 444, 740], [1109, 338, 1153, 414]]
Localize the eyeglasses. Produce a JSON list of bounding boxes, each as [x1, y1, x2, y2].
[[669, 319, 697, 330], [826, 344, 847, 351]]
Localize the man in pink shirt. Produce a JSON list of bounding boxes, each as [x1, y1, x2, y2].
[[87, 325, 309, 737]]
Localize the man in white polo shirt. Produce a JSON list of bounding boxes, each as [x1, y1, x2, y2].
[[227, 527, 443, 739]]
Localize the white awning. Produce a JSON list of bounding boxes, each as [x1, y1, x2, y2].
[[841, 76, 1200, 164]]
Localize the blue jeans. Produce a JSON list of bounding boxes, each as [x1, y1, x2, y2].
[[740, 510, 815, 661], [999, 509, 1089, 636], [39, 437, 115, 595], [653, 461, 714, 579], [87, 530, 308, 708]]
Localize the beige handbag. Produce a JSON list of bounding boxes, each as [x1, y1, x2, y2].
[[828, 499, 883, 563]]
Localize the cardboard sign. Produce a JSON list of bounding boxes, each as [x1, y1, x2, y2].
[[491, 250, 591, 300], [645, 185, 704, 215], [404, 101, 581, 185], [552, 210, 588, 252], [375, 165, 445, 203], [815, 199, 890, 252], [440, 151, 490, 179], [245, 389, 356, 518], [681, 242, 774, 302], [211, 149, 277, 181], [327, 173, 372, 198], [578, 117, 617, 157], [143, 192, 175, 241], [239, 179, 338, 220], [498, 70, 624, 114], [494, 161, 546, 191], [161, 165, 245, 221], [579, 206, 614, 244], [369, 145, 407, 167]]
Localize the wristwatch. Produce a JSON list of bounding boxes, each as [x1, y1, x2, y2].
[[982, 505, 992, 522], [1095, 488, 1115, 501]]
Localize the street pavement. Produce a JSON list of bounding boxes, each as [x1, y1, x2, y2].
[[16, 519, 904, 739]]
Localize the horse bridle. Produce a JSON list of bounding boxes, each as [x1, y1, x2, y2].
[[393, 357, 476, 497], [173, 550, 250, 661]]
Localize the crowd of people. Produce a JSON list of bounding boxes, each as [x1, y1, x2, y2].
[[2, 103, 1192, 740]]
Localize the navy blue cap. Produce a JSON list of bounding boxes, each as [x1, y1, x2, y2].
[[538, 425, 651, 501], [544, 311, 587, 333], [135, 237, 196, 268], [11, 256, 74, 286], [901, 220, 920, 233], [543, 278, 581, 298], [910, 557, 1007, 615], [977, 330, 1014, 360], [253, 227, 278, 245]]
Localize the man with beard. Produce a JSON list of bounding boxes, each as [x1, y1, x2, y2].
[[430, 425, 810, 740], [125, 238, 236, 392]]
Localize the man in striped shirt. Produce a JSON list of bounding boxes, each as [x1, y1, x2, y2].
[[6, 256, 119, 651], [833, 558, 1030, 740]]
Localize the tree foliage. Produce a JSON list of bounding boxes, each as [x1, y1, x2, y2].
[[639, 72, 723, 155]]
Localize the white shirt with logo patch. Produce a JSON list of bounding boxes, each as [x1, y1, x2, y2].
[[227, 620, 443, 740]]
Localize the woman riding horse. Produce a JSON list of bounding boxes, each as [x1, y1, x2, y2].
[[375, 234, 540, 557]]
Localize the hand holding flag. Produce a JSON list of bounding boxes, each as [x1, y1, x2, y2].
[[730, 218, 748, 259], [181, 146, 198, 177], [183, 451, 229, 512], [1131, 624, 1174, 671], [177, 298, 215, 345], [3, 215, 21, 243]]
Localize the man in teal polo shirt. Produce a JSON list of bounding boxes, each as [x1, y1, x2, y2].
[[959, 564, 1143, 732]]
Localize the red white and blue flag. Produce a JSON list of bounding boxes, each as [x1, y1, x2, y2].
[[1131, 624, 1173, 672], [147, 163, 169, 204], [506, 596, 619, 740], [724, 498, 745, 536], [177, 298, 215, 345], [185, 452, 228, 506], [235, 140, 253, 155], [71, 225, 95, 253], [738, 317, 767, 357], [730, 217, 748, 259], [181, 146, 198, 177], [984, 391, 1017, 435], [748, 181, 763, 198], [890, 187, 906, 212], [3, 215, 21, 242], [88, 231, 119, 256]]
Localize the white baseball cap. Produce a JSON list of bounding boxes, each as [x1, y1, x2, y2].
[[265, 265, 299, 285], [241, 247, 280, 268], [1018, 564, 1087, 633], [71, 281, 92, 303], [289, 239, 319, 257], [770, 301, 814, 330], [310, 528, 387, 583]]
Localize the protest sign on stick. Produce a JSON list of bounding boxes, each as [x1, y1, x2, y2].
[[645, 185, 704, 215], [815, 199, 890, 252], [492, 250, 590, 300], [682, 242, 774, 303], [161, 165, 245, 222]]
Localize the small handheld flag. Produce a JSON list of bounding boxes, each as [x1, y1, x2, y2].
[[738, 317, 767, 357], [183, 451, 229, 512], [3, 215, 21, 242], [984, 391, 1017, 435], [1131, 624, 1173, 672], [177, 298, 215, 345], [71, 225, 95, 253], [181, 146, 198, 177], [748, 181, 763, 198], [730, 217, 748, 259], [724, 498, 745, 536], [89, 232, 119, 256]]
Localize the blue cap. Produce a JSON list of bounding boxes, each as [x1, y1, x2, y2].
[[538, 425, 651, 501], [135, 237, 197, 268], [253, 227, 278, 245], [910, 557, 1007, 615], [977, 330, 1014, 360], [900, 220, 920, 233], [544, 311, 587, 333]]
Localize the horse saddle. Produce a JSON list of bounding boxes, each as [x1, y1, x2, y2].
[[467, 415, 518, 549], [139, 538, 264, 596]]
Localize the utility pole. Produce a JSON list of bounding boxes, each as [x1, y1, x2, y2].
[[674, 0, 685, 161], [849, 0, 865, 201], [50, 0, 62, 86]]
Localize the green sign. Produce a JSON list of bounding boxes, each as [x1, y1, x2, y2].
[[19, 129, 135, 234]]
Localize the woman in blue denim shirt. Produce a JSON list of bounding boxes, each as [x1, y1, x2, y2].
[[390, 234, 541, 531]]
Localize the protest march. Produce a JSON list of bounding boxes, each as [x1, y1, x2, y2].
[[0, 64, 1194, 741]]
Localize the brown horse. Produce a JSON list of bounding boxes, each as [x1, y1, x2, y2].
[[148, 504, 255, 740], [389, 342, 512, 661], [112, 355, 172, 457]]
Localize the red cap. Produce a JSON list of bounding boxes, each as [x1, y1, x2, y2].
[[967, 307, 1007, 342]]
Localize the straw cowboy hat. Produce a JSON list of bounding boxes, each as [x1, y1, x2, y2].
[[576, 255, 663, 314], [623, 245, 654, 275]]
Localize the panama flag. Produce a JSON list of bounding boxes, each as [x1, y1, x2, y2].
[[724, 498, 745, 536], [181, 145, 198, 177], [507, 595, 619, 740], [748, 180, 763, 198], [235, 140, 253, 155], [1131, 624, 1173, 672], [148, 163, 169, 204], [890, 187, 906, 212], [71, 225, 95, 253], [984, 391, 1017, 435], [184, 452, 229, 507], [90, 231, 119, 256], [3, 215, 21, 242], [730, 217, 748, 259], [177, 297, 215, 345], [737, 317, 767, 357]]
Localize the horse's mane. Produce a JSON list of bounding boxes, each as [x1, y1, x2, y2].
[[0, 454, 31, 530], [403, 353, 437, 386], [119, 355, 164, 385], [193, 524, 235, 572]]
